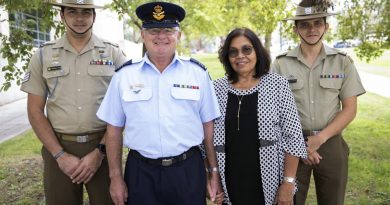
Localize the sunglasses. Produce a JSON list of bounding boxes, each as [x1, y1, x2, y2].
[[228, 45, 254, 58]]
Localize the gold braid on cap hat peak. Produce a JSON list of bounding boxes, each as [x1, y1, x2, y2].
[[302, 0, 334, 12]]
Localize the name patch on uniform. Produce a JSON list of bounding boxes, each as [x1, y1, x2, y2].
[[22, 71, 30, 83], [47, 66, 61, 71], [287, 75, 297, 83], [173, 84, 199, 89], [320, 74, 345, 78]]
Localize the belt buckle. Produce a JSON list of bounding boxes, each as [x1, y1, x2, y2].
[[161, 158, 173, 166], [76, 135, 88, 143], [312, 131, 321, 136]]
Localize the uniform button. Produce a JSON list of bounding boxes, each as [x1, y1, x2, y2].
[[77, 89, 81, 92], [311, 101, 314, 104], [100, 70, 103, 73], [77, 72, 81, 75], [78, 106, 82, 110], [311, 117, 315, 120]]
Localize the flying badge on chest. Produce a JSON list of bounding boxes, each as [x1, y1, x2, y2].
[[130, 84, 145, 94]]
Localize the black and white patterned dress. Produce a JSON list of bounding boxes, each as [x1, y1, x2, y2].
[[213, 73, 307, 205]]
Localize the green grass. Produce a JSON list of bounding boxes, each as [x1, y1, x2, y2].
[[191, 53, 225, 80], [1, 54, 390, 204]]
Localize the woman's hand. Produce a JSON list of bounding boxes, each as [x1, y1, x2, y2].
[[274, 182, 294, 205]]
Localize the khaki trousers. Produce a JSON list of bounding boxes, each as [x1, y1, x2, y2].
[[41, 134, 113, 205], [296, 134, 349, 205]]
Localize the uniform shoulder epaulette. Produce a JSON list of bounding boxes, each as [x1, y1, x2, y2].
[[103, 40, 119, 47], [189, 57, 207, 71], [337, 50, 347, 56], [275, 51, 288, 59], [115, 59, 132, 72], [115, 58, 142, 72], [39, 41, 55, 48]]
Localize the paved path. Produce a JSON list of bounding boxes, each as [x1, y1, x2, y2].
[[0, 68, 389, 143], [358, 71, 390, 99], [0, 97, 30, 143]]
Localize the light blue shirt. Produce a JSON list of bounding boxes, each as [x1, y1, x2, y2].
[[97, 53, 221, 159]]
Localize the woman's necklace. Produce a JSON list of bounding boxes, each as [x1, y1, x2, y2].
[[237, 95, 245, 131]]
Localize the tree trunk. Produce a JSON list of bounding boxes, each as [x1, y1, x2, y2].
[[264, 32, 272, 52]]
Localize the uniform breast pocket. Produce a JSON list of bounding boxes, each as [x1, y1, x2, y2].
[[43, 65, 70, 96], [319, 78, 342, 103], [87, 65, 115, 77], [122, 88, 152, 102], [289, 79, 304, 103], [171, 87, 200, 101]]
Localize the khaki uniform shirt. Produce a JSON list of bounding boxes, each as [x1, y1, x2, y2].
[[21, 34, 127, 134], [271, 44, 365, 131]]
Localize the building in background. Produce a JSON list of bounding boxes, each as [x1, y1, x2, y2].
[[0, 0, 142, 105]]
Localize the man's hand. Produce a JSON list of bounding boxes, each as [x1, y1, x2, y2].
[[306, 135, 326, 154], [207, 172, 223, 205], [302, 151, 322, 165], [110, 176, 128, 205], [274, 182, 294, 205], [70, 149, 104, 184], [56, 152, 81, 178]]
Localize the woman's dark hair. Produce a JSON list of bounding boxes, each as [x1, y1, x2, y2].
[[218, 27, 270, 83]]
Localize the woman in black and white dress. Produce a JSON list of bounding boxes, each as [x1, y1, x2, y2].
[[208, 28, 307, 205]]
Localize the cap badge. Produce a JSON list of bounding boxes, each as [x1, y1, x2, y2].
[[153, 5, 165, 20], [304, 7, 312, 14], [76, 0, 85, 4]]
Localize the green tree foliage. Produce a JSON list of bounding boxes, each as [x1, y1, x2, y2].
[[337, 0, 389, 62], [108, 0, 291, 52], [0, 0, 61, 91]]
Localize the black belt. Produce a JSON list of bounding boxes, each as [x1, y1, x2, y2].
[[129, 147, 199, 167]]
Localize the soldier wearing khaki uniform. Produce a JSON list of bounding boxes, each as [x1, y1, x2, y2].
[[20, 0, 126, 204], [271, 0, 365, 204]]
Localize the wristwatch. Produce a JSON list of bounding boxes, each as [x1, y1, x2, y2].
[[283, 176, 296, 184], [97, 144, 106, 155]]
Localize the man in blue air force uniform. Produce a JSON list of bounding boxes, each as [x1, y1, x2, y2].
[[97, 2, 222, 205]]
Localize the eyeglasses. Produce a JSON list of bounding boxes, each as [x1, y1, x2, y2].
[[144, 28, 179, 36], [228, 45, 254, 58]]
